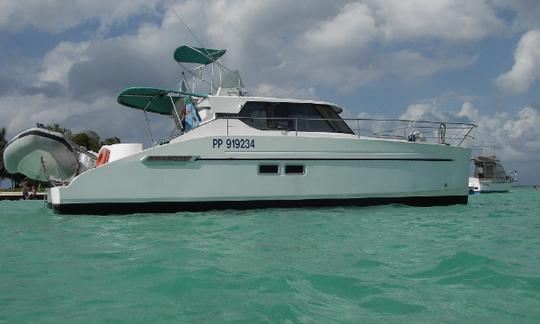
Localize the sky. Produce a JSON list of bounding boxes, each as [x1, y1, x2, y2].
[[1, 0, 539, 185]]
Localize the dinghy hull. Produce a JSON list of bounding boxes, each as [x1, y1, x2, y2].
[[3, 128, 80, 183]]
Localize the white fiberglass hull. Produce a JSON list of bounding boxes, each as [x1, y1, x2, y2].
[[468, 177, 511, 193], [48, 122, 471, 214]]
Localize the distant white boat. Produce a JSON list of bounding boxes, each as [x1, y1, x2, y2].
[[468, 155, 515, 193]]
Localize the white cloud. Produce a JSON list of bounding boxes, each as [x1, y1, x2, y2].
[[0, 94, 108, 133], [3, 0, 500, 101], [253, 84, 316, 100], [302, 2, 379, 51], [38, 41, 90, 85], [496, 29, 540, 93], [0, 0, 162, 33], [382, 50, 476, 78], [400, 102, 446, 121], [365, 0, 504, 42]]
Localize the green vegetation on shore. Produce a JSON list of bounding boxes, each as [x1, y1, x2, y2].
[[44, 123, 121, 152]]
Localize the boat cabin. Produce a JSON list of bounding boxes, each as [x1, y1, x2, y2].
[[472, 156, 509, 180], [210, 97, 354, 134]]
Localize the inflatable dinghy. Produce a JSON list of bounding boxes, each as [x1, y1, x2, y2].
[[3, 128, 96, 183]]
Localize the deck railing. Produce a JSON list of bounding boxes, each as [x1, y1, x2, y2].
[[220, 117, 477, 147]]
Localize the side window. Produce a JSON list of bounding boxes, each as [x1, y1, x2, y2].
[[493, 163, 507, 179], [266, 103, 291, 130], [238, 102, 267, 129], [289, 104, 334, 133], [237, 101, 353, 134], [476, 165, 484, 178], [238, 102, 291, 130], [314, 105, 354, 134], [484, 163, 494, 179]]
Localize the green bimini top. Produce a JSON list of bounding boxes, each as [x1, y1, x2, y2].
[[173, 45, 226, 65], [117, 87, 207, 115]]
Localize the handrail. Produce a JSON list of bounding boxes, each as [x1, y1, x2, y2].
[[216, 116, 477, 147], [217, 116, 476, 127]]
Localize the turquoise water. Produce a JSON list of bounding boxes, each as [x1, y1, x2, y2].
[[1, 189, 540, 322]]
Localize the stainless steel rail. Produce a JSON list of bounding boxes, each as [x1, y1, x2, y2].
[[221, 117, 477, 147]]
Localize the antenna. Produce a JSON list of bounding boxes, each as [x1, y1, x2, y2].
[[170, 8, 206, 48]]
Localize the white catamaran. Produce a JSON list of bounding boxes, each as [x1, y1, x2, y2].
[[4, 45, 477, 214]]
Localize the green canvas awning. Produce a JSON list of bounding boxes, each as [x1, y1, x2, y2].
[[173, 45, 226, 65], [117, 87, 207, 115]]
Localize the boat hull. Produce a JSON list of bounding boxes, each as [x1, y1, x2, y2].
[[48, 127, 471, 214], [3, 128, 79, 182], [468, 177, 511, 193], [50, 195, 467, 215]]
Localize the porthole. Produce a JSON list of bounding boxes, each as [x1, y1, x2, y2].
[[259, 164, 279, 175], [285, 165, 304, 175]]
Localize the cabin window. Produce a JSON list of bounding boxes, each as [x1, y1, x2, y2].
[[237, 102, 353, 134], [266, 103, 292, 130], [289, 103, 335, 133], [259, 164, 279, 174], [484, 163, 494, 179], [285, 165, 304, 175], [476, 166, 484, 178], [313, 105, 354, 134], [493, 163, 507, 179]]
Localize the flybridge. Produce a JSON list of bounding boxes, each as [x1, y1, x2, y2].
[[172, 44, 247, 96], [115, 44, 248, 142], [117, 44, 247, 113]]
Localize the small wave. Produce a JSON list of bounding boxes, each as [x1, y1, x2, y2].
[[353, 259, 387, 269], [408, 251, 499, 278], [305, 273, 382, 300], [359, 297, 426, 315], [406, 251, 534, 289]]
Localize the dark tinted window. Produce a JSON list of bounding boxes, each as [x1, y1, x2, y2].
[[313, 105, 354, 133], [266, 103, 293, 130], [285, 165, 304, 174], [239, 102, 292, 130], [288, 104, 335, 133], [238, 102, 267, 129], [238, 102, 353, 134], [259, 164, 279, 174]]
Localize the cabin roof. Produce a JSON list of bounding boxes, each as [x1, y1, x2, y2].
[[207, 95, 344, 114], [472, 155, 499, 162]]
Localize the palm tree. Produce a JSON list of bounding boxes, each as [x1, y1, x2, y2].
[[71, 131, 100, 152], [101, 137, 121, 146], [0, 127, 7, 181], [44, 123, 72, 138]]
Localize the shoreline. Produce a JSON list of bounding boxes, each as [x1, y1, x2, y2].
[[0, 192, 47, 201]]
